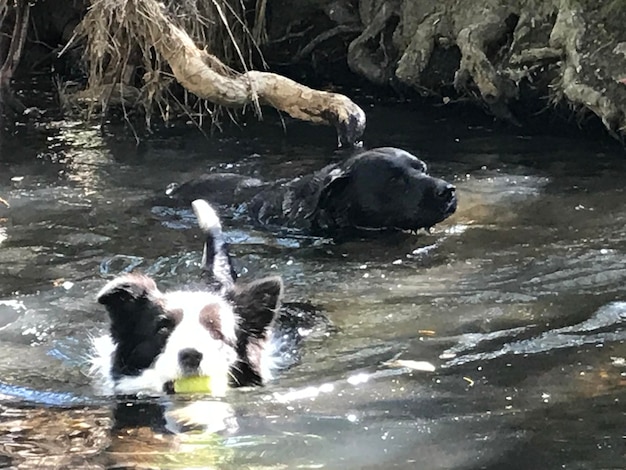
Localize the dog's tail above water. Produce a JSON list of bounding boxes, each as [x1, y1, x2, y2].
[[191, 199, 237, 291]]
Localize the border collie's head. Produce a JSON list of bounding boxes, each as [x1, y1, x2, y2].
[[91, 199, 285, 396], [91, 272, 282, 395]]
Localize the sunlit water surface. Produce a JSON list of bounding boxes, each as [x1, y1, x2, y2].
[[0, 98, 625, 469]]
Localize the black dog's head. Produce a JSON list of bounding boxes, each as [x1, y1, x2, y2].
[[311, 147, 457, 233]]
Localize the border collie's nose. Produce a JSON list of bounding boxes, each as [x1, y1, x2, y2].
[[435, 182, 456, 202], [179, 348, 203, 369]]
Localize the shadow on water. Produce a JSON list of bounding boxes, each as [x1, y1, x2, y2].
[[0, 94, 625, 468]]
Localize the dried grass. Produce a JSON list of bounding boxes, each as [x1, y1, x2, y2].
[[72, 0, 267, 126]]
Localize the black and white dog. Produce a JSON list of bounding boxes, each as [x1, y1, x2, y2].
[[168, 147, 457, 235], [90, 200, 323, 396]]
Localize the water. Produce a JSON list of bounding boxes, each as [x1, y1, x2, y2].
[[0, 99, 625, 469]]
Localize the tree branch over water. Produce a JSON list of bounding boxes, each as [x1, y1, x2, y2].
[[75, 0, 365, 146]]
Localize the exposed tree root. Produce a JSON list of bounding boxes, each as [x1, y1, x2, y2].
[[347, 0, 400, 85], [347, 0, 626, 139], [549, 1, 624, 137], [75, 0, 365, 146], [395, 12, 441, 89], [293, 24, 363, 63], [453, 7, 519, 124]]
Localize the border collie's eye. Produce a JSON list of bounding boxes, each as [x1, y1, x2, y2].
[[156, 316, 174, 331], [209, 328, 224, 341], [199, 304, 224, 341]]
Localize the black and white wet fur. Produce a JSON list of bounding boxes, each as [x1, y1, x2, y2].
[[168, 147, 457, 235], [90, 200, 283, 395]]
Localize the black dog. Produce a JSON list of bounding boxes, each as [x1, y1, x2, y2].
[[168, 147, 457, 235]]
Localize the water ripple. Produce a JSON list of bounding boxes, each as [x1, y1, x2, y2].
[[442, 302, 626, 367]]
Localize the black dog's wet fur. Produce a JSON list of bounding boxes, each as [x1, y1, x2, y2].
[[169, 147, 457, 236]]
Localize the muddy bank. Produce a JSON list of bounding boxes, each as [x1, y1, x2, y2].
[[267, 0, 626, 139], [2, 0, 626, 142]]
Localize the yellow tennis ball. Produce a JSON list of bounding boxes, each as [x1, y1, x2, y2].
[[174, 376, 213, 394], [173, 375, 229, 396]]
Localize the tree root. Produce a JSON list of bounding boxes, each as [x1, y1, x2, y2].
[[549, 1, 624, 137], [395, 12, 441, 89], [293, 24, 363, 63], [267, 0, 626, 140], [453, 8, 519, 124], [509, 47, 562, 66], [347, 0, 400, 86]]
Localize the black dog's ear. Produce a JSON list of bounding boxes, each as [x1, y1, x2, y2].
[[229, 276, 283, 339], [97, 273, 161, 317], [317, 171, 350, 210]]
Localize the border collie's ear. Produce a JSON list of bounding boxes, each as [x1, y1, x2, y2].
[[97, 273, 160, 316], [229, 276, 282, 338]]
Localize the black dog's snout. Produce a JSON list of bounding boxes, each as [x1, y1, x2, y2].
[[436, 183, 456, 202], [179, 348, 203, 369]]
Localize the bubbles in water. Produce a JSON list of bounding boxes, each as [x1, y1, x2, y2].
[[99, 255, 144, 275], [0, 300, 26, 330]]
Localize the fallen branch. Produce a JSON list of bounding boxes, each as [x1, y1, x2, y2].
[[149, 1, 365, 146], [78, 0, 366, 147]]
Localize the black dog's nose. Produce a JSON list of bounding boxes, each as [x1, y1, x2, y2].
[[435, 183, 456, 202], [178, 348, 203, 369]]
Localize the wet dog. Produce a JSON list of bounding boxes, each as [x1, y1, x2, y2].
[[168, 147, 457, 235], [90, 200, 326, 396]]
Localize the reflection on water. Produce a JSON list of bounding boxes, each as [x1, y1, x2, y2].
[[442, 302, 626, 367], [0, 102, 625, 469]]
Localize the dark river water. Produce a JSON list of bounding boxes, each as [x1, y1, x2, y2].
[[0, 96, 625, 469]]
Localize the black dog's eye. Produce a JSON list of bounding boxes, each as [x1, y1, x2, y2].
[[389, 172, 408, 186], [410, 160, 428, 174]]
